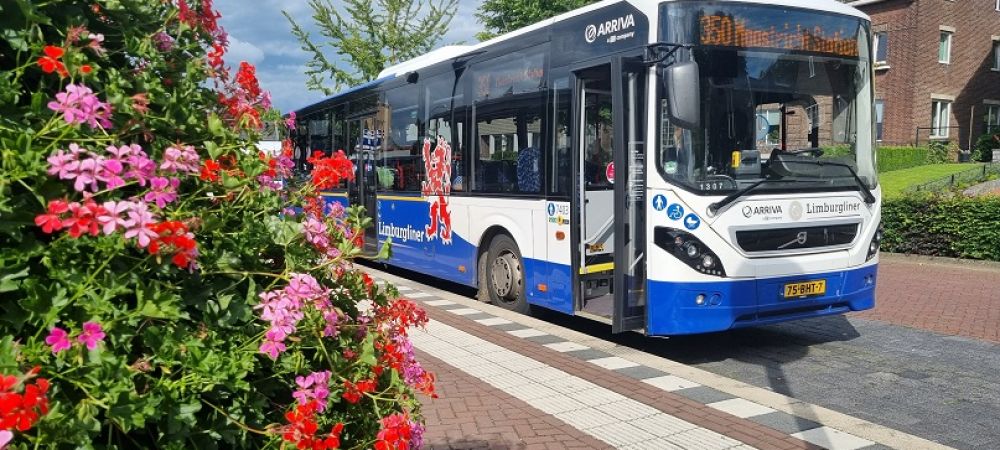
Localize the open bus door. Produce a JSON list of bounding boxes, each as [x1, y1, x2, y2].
[[573, 57, 647, 333], [612, 57, 647, 333], [348, 115, 381, 255]]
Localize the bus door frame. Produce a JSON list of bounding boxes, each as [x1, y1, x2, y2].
[[347, 114, 381, 254], [569, 52, 648, 333]]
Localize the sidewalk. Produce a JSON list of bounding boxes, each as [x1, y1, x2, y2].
[[369, 268, 950, 450], [858, 254, 1000, 343]]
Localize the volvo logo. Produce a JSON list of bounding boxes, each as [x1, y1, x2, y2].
[[789, 201, 804, 221], [778, 231, 809, 249], [585, 24, 599, 43]]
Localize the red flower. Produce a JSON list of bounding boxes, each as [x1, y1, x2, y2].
[[374, 414, 413, 450], [200, 159, 221, 182], [34, 199, 70, 234], [307, 150, 355, 190], [62, 199, 105, 238], [37, 45, 68, 77], [0, 375, 50, 433], [341, 379, 377, 404], [376, 299, 429, 336], [282, 401, 345, 450], [80, 64, 93, 74], [147, 221, 198, 269]]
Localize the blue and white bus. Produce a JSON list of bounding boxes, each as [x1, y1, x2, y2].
[[290, 0, 882, 335]]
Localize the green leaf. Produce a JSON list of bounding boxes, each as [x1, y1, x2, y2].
[[359, 333, 377, 367], [208, 113, 224, 136], [0, 267, 28, 293], [204, 141, 222, 160]]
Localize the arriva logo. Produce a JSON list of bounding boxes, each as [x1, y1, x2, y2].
[[585, 14, 636, 43], [742, 205, 783, 218]]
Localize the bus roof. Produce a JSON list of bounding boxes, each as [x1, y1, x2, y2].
[[294, 0, 868, 114], [377, 0, 870, 79]]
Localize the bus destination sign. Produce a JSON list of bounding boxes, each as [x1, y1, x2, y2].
[[699, 14, 860, 58]]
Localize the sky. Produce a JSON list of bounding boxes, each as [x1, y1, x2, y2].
[[215, 0, 485, 113]]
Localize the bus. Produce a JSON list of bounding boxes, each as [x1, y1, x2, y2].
[[289, 0, 882, 335]]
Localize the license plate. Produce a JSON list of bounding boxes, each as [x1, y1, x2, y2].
[[783, 280, 826, 298]]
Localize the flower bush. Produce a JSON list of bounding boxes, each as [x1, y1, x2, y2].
[[0, 1, 432, 448]]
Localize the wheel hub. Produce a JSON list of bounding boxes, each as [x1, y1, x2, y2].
[[491, 252, 520, 300]]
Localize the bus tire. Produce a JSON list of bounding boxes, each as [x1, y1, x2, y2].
[[485, 235, 530, 314], [476, 250, 490, 303]]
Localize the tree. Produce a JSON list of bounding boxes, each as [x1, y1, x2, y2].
[[475, 0, 597, 41], [285, 0, 458, 95]]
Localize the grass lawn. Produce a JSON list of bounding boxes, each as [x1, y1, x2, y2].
[[879, 163, 981, 199]]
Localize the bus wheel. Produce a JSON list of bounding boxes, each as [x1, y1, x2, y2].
[[486, 235, 530, 314]]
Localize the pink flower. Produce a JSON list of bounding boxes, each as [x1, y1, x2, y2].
[[153, 32, 175, 52], [259, 329, 286, 359], [47, 84, 113, 129], [87, 33, 106, 56], [97, 158, 126, 190], [160, 145, 200, 175], [0, 430, 12, 449], [123, 148, 156, 187], [97, 201, 132, 235], [77, 321, 105, 350], [73, 156, 100, 192], [46, 147, 80, 180], [285, 112, 296, 130], [143, 177, 180, 208], [44, 327, 72, 353], [293, 371, 332, 411], [123, 202, 157, 247]]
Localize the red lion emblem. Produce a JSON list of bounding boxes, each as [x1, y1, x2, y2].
[[421, 136, 452, 245]]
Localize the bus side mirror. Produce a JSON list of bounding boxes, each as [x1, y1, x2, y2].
[[663, 61, 701, 129]]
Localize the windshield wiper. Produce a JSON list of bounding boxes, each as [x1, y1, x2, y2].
[[780, 159, 877, 205], [708, 177, 785, 215]]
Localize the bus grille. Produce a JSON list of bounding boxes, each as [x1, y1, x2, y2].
[[735, 224, 858, 253]]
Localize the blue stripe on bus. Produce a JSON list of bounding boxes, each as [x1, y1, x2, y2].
[[645, 264, 877, 335]]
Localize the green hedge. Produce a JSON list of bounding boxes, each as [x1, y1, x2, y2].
[[822, 146, 931, 172], [877, 146, 934, 172], [883, 195, 1000, 261]]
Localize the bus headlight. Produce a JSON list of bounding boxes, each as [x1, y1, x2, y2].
[[867, 223, 883, 261], [654, 227, 727, 277]]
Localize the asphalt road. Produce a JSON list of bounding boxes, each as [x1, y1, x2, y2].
[[366, 262, 1000, 450]]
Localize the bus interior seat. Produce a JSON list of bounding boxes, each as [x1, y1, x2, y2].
[[516, 147, 541, 193]]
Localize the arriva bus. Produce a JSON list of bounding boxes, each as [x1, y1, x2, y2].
[[289, 0, 882, 335]]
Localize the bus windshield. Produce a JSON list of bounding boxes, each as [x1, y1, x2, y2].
[[658, 3, 876, 195]]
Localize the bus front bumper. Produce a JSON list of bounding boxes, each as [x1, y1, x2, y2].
[[645, 264, 877, 336]]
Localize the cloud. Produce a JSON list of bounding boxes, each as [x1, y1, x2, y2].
[[214, 0, 486, 112], [224, 37, 265, 67]]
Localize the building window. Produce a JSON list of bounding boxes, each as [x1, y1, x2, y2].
[[994, 41, 1000, 70], [875, 100, 885, 141], [938, 31, 953, 64], [756, 108, 782, 146], [985, 104, 1000, 134], [874, 32, 888, 66], [931, 100, 952, 138]]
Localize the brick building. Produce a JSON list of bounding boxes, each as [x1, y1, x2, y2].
[[847, 0, 1000, 149]]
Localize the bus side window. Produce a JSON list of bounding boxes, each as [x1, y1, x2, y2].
[[550, 77, 571, 197], [423, 73, 466, 192]]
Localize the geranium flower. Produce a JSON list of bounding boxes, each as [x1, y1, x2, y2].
[[160, 145, 200, 174], [62, 200, 104, 238], [0, 430, 11, 448], [87, 33, 105, 56], [143, 177, 180, 208], [34, 200, 69, 234], [259, 329, 287, 359], [37, 45, 68, 77], [44, 327, 71, 353], [47, 84, 113, 129], [200, 159, 221, 182], [97, 158, 126, 191], [77, 322, 105, 350], [130, 93, 151, 115], [374, 413, 413, 450], [46, 147, 80, 180], [122, 202, 157, 247], [96, 201, 132, 235], [153, 32, 175, 52], [292, 371, 331, 411]]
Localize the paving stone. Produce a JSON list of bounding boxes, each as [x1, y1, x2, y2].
[[672, 386, 736, 404], [474, 317, 512, 326], [791, 426, 874, 450], [424, 299, 455, 307], [406, 291, 433, 298], [488, 322, 527, 332], [613, 365, 669, 380], [620, 438, 687, 450], [643, 375, 701, 392], [747, 411, 823, 434], [586, 422, 656, 446], [447, 307, 483, 316], [629, 414, 699, 438], [507, 328, 548, 338], [572, 387, 629, 407], [706, 398, 775, 418], [544, 341, 590, 352], [531, 395, 589, 415], [554, 408, 619, 430], [587, 356, 640, 370], [562, 349, 614, 361], [593, 400, 659, 421], [523, 334, 568, 345], [666, 428, 743, 450]]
